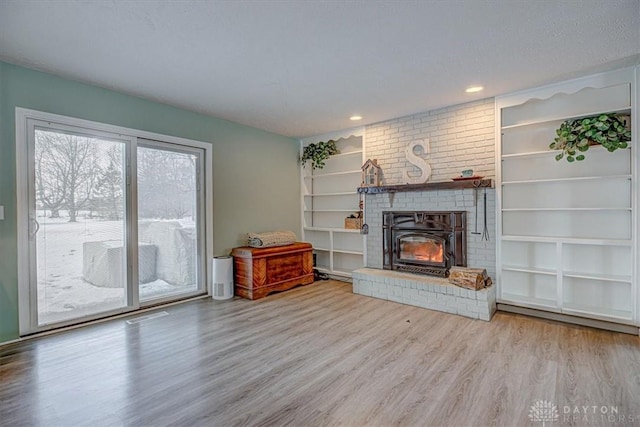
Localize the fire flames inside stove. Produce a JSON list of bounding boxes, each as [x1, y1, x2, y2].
[[384, 211, 466, 277], [399, 237, 444, 263]]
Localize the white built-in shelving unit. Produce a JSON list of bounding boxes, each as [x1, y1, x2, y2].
[[496, 66, 638, 326], [301, 129, 366, 278]]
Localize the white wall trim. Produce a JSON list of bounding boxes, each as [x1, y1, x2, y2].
[[495, 66, 636, 109], [300, 126, 365, 146], [15, 108, 31, 335], [633, 65, 639, 323]]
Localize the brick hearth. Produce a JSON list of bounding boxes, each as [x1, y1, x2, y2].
[[352, 268, 496, 321]]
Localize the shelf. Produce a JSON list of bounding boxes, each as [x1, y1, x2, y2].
[[562, 304, 633, 322], [502, 207, 631, 212], [304, 226, 362, 233], [304, 209, 356, 213], [501, 144, 630, 161], [304, 192, 357, 197], [502, 175, 632, 185], [333, 249, 363, 255], [330, 270, 355, 277], [328, 150, 363, 158], [502, 266, 556, 276], [497, 73, 635, 326], [499, 293, 558, 310], [358, 178, 493, 194], [562, 271, 632, 283], [501, 235, 632, 246], [307, 229, 362, 234], [304, 170, 361, 179], [501, 150, 555, 159], [315, 266, 356, 278], [500, 107, 631, 130], [301, 133, 364, 280]]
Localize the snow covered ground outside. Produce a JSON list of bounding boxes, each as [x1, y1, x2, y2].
[[36, 213, 197, 325]]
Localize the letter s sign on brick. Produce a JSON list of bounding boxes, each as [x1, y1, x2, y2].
[[403, 139, 432, 184]]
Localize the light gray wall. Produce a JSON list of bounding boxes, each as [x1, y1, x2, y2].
[[0, 61, 301, 343]]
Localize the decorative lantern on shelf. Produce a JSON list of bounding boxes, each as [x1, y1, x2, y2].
[[361, 159, 382, 187]]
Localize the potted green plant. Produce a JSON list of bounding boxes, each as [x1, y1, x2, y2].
[[549, 113, 631, 162], [300, 140, 339, 169]]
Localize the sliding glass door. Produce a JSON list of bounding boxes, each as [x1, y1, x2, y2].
[[18, 112, 210, 335], [137, 140, 204, 303]]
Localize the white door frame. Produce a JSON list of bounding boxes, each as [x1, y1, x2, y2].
[[16, 108, 214, 335]]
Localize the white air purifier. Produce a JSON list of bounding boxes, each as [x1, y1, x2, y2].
[[211, 256, 233, 300]]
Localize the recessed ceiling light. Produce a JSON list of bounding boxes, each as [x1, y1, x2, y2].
[[465, 86, 484, 93], [350, 115, 363, 121]]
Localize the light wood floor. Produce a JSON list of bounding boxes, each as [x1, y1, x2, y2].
[[2, 280, 640, 426]]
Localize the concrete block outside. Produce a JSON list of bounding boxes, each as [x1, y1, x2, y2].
[[83, 240, 157, 288]]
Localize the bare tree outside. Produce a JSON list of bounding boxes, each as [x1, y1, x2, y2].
[[36, 131, 197, 222], [35, 130, 101, 222], [35, 136, 66, 218], [92, 145, 124, 220], [137, 147, 197, 220]]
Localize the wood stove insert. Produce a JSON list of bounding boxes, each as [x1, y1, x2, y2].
[[383, 211, 466, 277]]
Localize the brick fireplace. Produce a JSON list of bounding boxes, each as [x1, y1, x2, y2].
[[354, 188, 497, 320], [351, 98, 497, 320]]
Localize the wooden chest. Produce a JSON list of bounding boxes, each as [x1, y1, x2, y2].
[[231, 242, 314, 300]]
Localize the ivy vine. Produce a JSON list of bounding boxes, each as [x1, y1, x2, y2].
[[300, 140, 339, 169], [549, 113, 631, 162]]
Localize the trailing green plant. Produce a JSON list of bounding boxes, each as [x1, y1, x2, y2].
[[549, 113, 631, 162], [300, 140, 339, 169]]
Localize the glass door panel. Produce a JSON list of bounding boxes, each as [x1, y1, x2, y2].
[[137, 142, 203, 302], [33, 128, 129, 326]]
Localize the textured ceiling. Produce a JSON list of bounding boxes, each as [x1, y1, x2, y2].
[[0, 0, 639, 138]]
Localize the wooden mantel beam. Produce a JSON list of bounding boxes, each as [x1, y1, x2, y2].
[[357, 179, 493, 194]]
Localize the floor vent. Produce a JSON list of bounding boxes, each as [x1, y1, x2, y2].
[[126, 311, 169, 324]]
